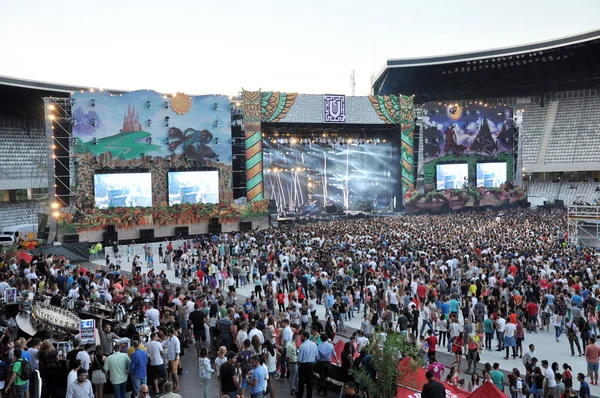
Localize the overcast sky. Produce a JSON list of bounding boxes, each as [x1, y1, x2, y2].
[[1, 0, 599, 96]]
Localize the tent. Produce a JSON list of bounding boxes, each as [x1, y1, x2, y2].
[[16, 251, 33, 263], [466, 380, 505, 398], [31, 242, 90, 264], [396, 358, 470, 398]]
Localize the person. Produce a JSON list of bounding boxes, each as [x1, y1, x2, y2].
[[421, 370, 446, 398], [90, 345, 107, 398], [297, 330, 318, 398], [98, 313, 119, 355], [426, 358, 444, 380], [565, 318, 583, 356], [160, 381, 182, 398], [65, 368, 94, 398], [523, 344, 536, 367], [67, 359, 82, 390], [584, 336, 600, 385], [219, 351, 239, 398], [554, 373, 565, 398], [135, 384, 150, 398], [4, 348, 29, 398], [247, 354, 267, 398], [510, 368, 524, 398], [490, 362, 505, 393], [38, 340, 60, 398], [146, 332, 166, 395], [316, 333, 338, 396], [340, 382, 360, 398], [577, 372, 590, 398], [163, 328, 181, 392], [198, 347, 214, 398], [104, 343, 130, 398], [541, 360, 556, 398], [130, 340, 149, 397]]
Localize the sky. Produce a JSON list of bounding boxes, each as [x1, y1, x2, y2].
[[1, 0, 600, 97]]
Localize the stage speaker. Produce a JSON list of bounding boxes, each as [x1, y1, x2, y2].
[[325, 204, 338, 214], [106, 225, 116, 233], [139, 229, 155, 240], [64, 234, 79, 243], [209, 224, 221, 235], [103, 232, 118, 245], [239, 221, 252, 232], [210, 217, 220, 226], [268, 199, 277, 213], [174, 226, 189, 237]]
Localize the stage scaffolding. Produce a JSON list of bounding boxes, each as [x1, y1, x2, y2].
[[567, 205, 600, 248]]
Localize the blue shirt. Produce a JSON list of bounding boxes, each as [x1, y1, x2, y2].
[[130, 348, 148, 378], [449, 299, 459, 313], [441, 302, 450, 315], [316, 341, 337, 363], [251, 365, 266, 394], [297, 340, 318, 364], [579, 380, 590, 398]]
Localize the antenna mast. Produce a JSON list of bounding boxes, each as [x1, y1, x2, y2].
[[350, 70, 356, 96]]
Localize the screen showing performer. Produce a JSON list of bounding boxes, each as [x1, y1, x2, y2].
[[476, 162, 507, 188], [436, 163, 468, 190], [94, 173, 152, 209], [167, 170, 219, 205]]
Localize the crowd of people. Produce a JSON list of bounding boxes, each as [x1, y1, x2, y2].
[[0, 207, 599, 398]]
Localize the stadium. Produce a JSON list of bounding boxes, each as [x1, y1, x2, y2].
[[1, 24, 600, 398]]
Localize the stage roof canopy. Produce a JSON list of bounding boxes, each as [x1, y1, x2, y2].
[[373, 29, 600, 103]]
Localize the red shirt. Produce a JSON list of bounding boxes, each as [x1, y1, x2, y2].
[[425, 336, 437, 352], [508, 264, 518, 277], [526, 302, 538, 316], [277, 293, 285, 304], [417, 284, 427, 298]]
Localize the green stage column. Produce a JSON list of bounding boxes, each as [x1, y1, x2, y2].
[[242, 90, 264, 202]]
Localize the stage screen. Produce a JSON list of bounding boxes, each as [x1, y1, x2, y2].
[[167, 170, 219, 205], [436, 164, 468, 190], [263, 135, 399, 213], [476, 162, 507, 187], [93, 173, 152, 209]]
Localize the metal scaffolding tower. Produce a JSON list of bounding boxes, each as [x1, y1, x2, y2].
[[567, 205, 600, 248]]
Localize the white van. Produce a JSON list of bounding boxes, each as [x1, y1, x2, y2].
[[0, 235, 16, 247], [0, 223, 38, 241]]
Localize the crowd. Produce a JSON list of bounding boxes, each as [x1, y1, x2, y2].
[[0, 207, 599, 398]]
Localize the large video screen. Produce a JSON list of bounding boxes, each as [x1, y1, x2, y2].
[[436, 164, 468, 190], [168, 171, 219, 205], [94, 173, 152, 209], [477, 162, 507, 188], [263, 137, 399, 213]]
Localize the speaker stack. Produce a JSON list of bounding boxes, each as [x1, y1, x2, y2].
[[63, 234, 79, 243], [239, 221, 252, 232], [209, 217, 221, 235], [174, 226, 189, 237], [103, 232, 118, 246], [139, 229, 155, 241]]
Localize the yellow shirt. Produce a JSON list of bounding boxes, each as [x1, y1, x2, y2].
[[469, 284, 477, 296], [127, 344, 146, 357]]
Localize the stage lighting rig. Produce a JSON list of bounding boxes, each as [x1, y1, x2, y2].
[[165, 116, 170, 127], [72, 118, 78, 126], [90, 99, 96, 107], [148, 137, 153, 145], [164, 101, 169, 109], [70, 98, 76, 106], [465, 110, 470, 116], [91, 118, 97, 126], [214, 103, 219, 110], [433, 109, 439, 115], [214, 120, 220, 128], [93, 137, 98, 145], [215, 138, 220, 144], [147, 119, 152, 127]]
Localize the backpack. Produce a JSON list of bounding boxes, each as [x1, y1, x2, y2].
[[567, 325, 576, 339], [18, 358, 32, 381], [0, 360, 8, 381], [519, 378, 530, 395]]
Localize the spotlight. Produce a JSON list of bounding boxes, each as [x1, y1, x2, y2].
[[215, 155, 220, 162], [52, 211, 60, 219], [146, 101, 152, 109], [148, 137, 153, 145], [165, 116, 170, 127], [90, 99, 96, 107], [214, 103, 219, 110], [465, 110, 470, 116], [70, 98, 76, 106], [72, 118, 78, 126], [164, 101, 169, 109], [475, 110, 480, 116], [214, 120, 220, 128], [423, 109, 428, 115], [215, 137, 220, 144], [450, 106, 457, 115], [50, 202, 60, 209], [147, 119, 152, 127], [91, 118, 97, 126], [93, 137, 98, 145], [433, 109, 439, 115]]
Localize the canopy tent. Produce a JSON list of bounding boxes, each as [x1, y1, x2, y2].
[[31, 242, 90, 264], [466, 381, 505, 398], [396, 358, 470, 398]]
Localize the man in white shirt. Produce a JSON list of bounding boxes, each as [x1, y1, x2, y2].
[[496, 316, 506, 351], [542, 359, 557, 395], [145, 303, 160, 327], [503, 321, 517, 359], [248, 322, 265, 344], [146, 333, 165, 395], [76, 344, 92, 372], [162, 329, 181, 392], [356, 331, 369, 352]]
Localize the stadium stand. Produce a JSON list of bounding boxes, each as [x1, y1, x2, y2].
[[0, 123, 47, 179], [0, 201, 44, 229], [520, 101, 552, 166]]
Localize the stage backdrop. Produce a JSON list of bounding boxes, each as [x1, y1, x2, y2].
[[421, 103, 515, 186]]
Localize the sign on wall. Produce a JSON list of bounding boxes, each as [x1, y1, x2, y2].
[[324, 94, 346, 123]]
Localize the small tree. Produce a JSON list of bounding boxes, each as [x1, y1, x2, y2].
[[350, 333, 423, 398]]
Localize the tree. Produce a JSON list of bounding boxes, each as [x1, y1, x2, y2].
[[350, 332, 423, 398]]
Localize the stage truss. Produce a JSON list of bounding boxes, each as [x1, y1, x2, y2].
[[567, 205, 600, 248]]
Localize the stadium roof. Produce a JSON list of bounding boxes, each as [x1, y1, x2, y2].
[[373, 29, 600, 103]]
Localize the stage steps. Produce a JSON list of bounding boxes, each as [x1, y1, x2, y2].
[[536, 100, 559, 165]]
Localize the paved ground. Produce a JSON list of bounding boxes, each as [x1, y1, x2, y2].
[[85, 244, 600, 397]]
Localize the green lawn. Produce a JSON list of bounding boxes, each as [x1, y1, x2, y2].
[[73, 131, 163, 160]]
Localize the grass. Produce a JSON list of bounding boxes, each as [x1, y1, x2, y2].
[[74, 131, 163, 160]]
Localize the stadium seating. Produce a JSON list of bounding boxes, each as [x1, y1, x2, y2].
[[0, 125, 48, 179], [520, 101, 551, 165], [0, 201, 45, 229], [527, 181, 600, 206]]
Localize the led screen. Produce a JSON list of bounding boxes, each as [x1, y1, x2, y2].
[[436, 163, 468, 190], [168, 170, 219, 205], [476, 162, 507, 188], [94, 173, 152, 209]]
